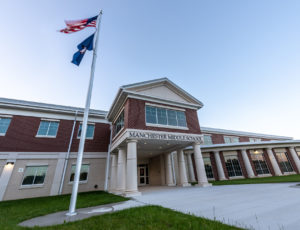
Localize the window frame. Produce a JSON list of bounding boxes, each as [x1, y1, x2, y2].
[[20, 165, 48, 188], [145, 103, 188, 130], [113, 109, 125, 136], [203, 157, 214, 180], [77, 123, 95, 140], [224, 155, 244, 178], [249, 138, 262, 142], [203, 134, 213, 145], [0, 115, 12, 136], [224, 136, 240, 144], [250, 150, 270, 175], [69, 163, 90, 184], [36, 119, 60, 138]]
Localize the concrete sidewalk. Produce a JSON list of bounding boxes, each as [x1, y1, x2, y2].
[[19, 200, 145, 227]]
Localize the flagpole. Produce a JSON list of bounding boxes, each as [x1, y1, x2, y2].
[[66, 10, 103, 216]]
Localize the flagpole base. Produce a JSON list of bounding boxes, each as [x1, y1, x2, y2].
[[66, 212, 77, 216]]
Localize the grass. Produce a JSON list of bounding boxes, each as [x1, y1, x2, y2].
[[0, 191, 242, 230], [0, 191, 128, 230], [212, 174, 300, 186]]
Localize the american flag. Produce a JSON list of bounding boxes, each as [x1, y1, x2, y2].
[[60, 16, 97, 34]]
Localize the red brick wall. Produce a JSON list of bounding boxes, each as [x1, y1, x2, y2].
[[125, 98, 201, 134], [205, 133, 274, 145], [0, 115, 110, 152]]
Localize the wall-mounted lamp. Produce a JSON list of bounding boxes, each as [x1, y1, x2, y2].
[[6, 161, 14, 166], [253, 150, 259, 154]]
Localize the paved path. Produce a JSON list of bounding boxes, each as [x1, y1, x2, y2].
[[136, 183, 300, 230], [19, 200, 145, 227]]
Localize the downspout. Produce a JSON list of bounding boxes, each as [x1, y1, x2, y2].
[[171, 151, 177, 185], [58, 110, 78, 195], [104, 123, 113, 191]]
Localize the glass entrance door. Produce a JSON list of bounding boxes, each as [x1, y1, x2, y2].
[[138, 166, 147, 186]]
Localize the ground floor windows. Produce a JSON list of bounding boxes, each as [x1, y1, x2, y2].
[[138, 164, 149, 186], [224, 155, 243, 177], [250, 150, 270, 175], [203, 157, 214, 179], [22, 166, 48, 186], [70, 164, 89, 182], [275, 152, 294, 173]]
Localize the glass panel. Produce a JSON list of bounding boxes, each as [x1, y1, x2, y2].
[[224, 155, 243, 177], [203, 135, 213, 145], [157, 108, 167, 125], [37, 121, 49, 136], [70, 164, 89, 182], [145, 106, 157, 124], [176, 111, 187, 127], [33, 166, 47, 184], [22, 166, 47, 185], [203, 157, 214, 179], [47, 122, 59, 136], [78, 124, 94, 139], [232, 137, 239, 143], [224, 137, 231, 144], [276, 152, 294, 173], [167, 110, 177, 126], [251, 154, 270, 175], [0, 118, 11, 134], [115, 111, 124, 134], [140, 168, 145, 176], [140, 177, 145, 184]]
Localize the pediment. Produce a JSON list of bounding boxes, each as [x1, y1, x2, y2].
[[122, 78, 202, 105]]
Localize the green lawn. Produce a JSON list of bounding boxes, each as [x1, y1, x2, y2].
[[0, 191, 241, 230], [212, 174, 300, 186]]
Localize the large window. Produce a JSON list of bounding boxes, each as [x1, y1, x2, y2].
[[249, 138, 261, 142], [22, 166, 48, 186], [203, 135, 213, 145], [203, 157, 214, 179], [0, 117, 11, 135], [114, 111, 124, 135], [275, 152, 294, 173], [145, 105, 187, 128], [224, 155, 243, 177], [224, 136, 239, 144], [250, 150, 270, 175], [78, 124, 95, 139], [70, 164, 89, 182], [37, 120, 59, 137]]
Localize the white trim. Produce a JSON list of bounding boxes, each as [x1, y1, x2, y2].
[[20, 165, 48, 188], [35, 120, 60, 138], [201, 126, 292, 140], [228, 176, 245, 180], [41, 118, 60, 122], [0, 114, 13, 118], [146, 123, 188, 130], [145, 102, 186, 111], [112, 107, 125, 124]]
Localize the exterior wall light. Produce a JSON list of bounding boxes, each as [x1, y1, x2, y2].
[[253, 150, 259, 154], [6, 161, 14, 165]]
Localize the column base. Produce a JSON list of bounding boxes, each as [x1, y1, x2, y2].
[[114, 190, 125, 195], [124, 191, 141, 197], [167, 183, 176, 186], [219, 178, 228, 181], [178, 183, 191, 187], [195, 182, 212, 187]]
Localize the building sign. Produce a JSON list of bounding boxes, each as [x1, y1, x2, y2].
[[128, 131, 203, 143]]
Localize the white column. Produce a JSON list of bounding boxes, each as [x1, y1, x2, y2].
[[193, 143, 212, 187], [266, 148, 282, 176], [0, 161, 15, 201], [241, 149, 255, 178], [186, 153, 196, 182], [289, 147, 300, 172], [165, 152, 175, 186], [213, 151, 227, 180], [50, 153, 66, 195], [125, 139, 140, 196], [116, 148, 126, 194], [177, 149, 190, 187], [109, 154, 118, 192]]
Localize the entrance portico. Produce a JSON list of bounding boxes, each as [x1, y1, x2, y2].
[[109, 129, 211, 196]]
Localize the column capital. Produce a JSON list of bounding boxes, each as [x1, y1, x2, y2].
[[289, 147, 295, 151], [193, 142, 201, 147], [213, 150, 219, 154], [240, 148, 248, 152], [126, 139, 138, 144], [266, 147, 273, 151]]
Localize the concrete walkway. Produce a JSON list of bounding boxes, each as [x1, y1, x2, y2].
[[19, 200, 145, 227], [136, 183, 300, 230]]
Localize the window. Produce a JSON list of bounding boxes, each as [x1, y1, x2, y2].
[[37, 120, 59, 137], [114, 111, 124, 135], [275, 152, 294, 173], [145, 105, 187, 128], [78, 124, 95, 139], [22, 166, 48, 186], [70, 164, 89, 182], [249, 138, 261, 142], [203, 135, 213, 145], [0, 117, 11, 135], [250, 150, 270, 175], [203, 157, 214, 179], [224, 136, 239, 144], [224, 155, 243, 177]]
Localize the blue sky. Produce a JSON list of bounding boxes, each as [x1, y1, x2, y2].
[[1, 0, 300, 138]]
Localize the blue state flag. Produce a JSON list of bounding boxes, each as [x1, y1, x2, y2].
[[71, 33, 94, 66]]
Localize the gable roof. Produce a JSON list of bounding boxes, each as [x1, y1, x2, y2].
[[107, 78, 204, 121]]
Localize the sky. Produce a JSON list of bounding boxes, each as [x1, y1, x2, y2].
[[1, 0, 300, 139]]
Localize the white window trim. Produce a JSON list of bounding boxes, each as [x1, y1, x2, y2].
[[69, 163, 90, 184], [145, 102, 186, 111], [77, 123, 95, 140], [203, 134, 213, 145], [0, 116, 12, 136], [228, 176, 245, 179], [20, 165, 48, 188], [145, 123, 189, 130], [224, 136, 240, 144], [36, 119, 60, 138], [113, 109, 125, 136]]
